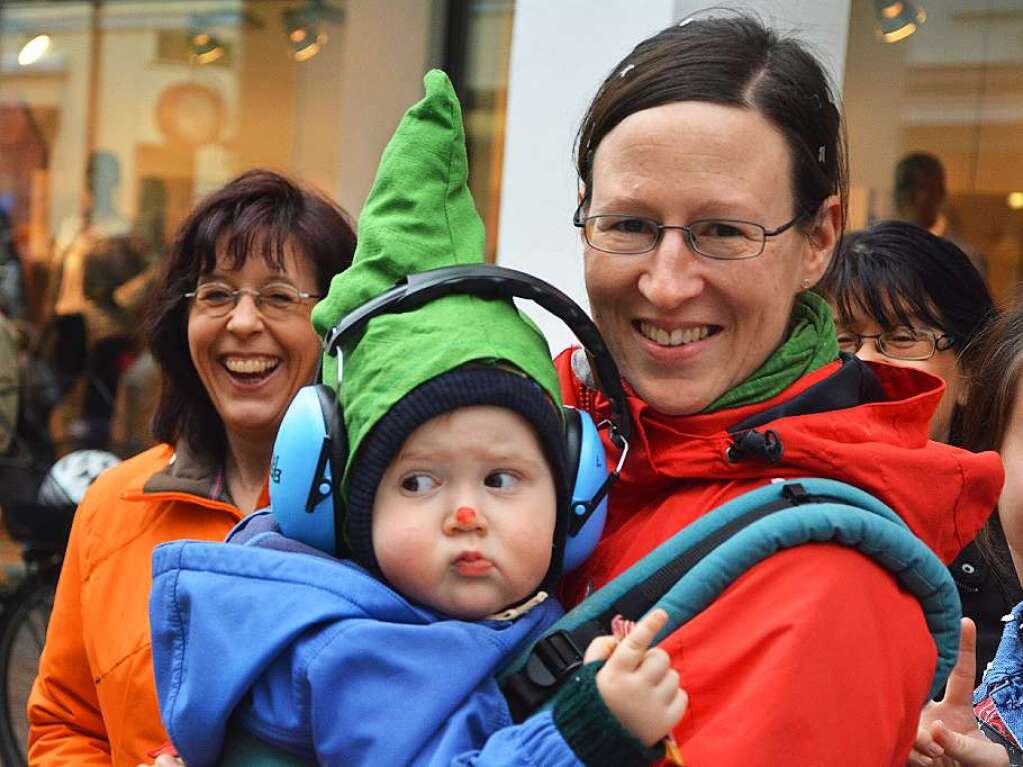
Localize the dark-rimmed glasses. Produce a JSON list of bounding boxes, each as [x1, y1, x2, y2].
[[573, 205, 804, 260], [184, 282, 321, 319], [836, 329, 955, 361]]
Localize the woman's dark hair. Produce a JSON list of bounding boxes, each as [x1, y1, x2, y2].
[[146, 169, 356, 462], [576, 13, 847, 233], [957, 306, 1023, 584]]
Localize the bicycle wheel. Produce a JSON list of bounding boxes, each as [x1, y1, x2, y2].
[[0, 571, 56, 767]]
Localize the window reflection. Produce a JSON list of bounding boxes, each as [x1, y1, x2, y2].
[[844, 0, 1023, 303]]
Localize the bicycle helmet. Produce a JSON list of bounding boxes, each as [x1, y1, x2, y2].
[[37, 449, 120, 506]]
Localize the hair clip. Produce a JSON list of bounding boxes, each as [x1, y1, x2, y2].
[[818, 145, 826, 164], [618, 63, 635, 78]]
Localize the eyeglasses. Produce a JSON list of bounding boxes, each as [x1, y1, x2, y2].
[[573, 206, 805, 260], [184, 282, 321, 319], [836, 329, 955, 361]]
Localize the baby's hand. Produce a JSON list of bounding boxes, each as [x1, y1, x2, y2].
[[585, 608, 687, 747]]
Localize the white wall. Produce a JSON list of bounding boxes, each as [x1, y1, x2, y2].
[[497, 0, 851, 353]]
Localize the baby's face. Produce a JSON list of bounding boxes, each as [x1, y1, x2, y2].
[[371, 405, 556, 620]]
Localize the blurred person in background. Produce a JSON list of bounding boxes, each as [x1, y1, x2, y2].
[[894, 152, 987, 281], [0, 207, 26, 320], [27, 169, 356, 766], [818, 220, 1009, 685]]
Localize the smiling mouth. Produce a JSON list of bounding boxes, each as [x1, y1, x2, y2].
[[636, 321, 719, 348], [221, 356, 281, 382]]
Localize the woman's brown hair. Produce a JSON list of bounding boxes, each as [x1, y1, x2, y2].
[[958, 304, 1023, 583], [575, 13, 848, 235], [146, 169, 356, 463]]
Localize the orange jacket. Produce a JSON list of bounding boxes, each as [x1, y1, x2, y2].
[[27, 443, 263, 767], [557, 350, 1002, 767]]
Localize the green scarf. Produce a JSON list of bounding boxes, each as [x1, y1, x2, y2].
[[703, 291, 838, 413]]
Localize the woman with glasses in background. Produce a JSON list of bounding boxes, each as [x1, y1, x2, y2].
[[817, 220, 1013, 692], [556, 14, 1002, 764], [28, 170, 356, 766], [821, 220, 994, 445]]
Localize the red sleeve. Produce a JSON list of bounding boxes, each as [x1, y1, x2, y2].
[[666, 543, 934, 767], [27, 506, 113, 765]]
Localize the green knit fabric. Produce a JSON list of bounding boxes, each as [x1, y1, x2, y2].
[[219, 719, 313, 766], [703, 290, 839, 413], [308, 70, 561, 489], [551, 661, 665, 767]]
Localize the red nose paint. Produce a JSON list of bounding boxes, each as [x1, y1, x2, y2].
[[455, 506, 477, 526]]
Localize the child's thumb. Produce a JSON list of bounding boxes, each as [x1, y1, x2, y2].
[[584, 636, 618, 664]]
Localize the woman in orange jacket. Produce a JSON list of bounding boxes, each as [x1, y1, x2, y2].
[[27, 170, 356, 767], [558, 14, 1001, 765]]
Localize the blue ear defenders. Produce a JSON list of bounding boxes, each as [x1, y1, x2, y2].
[[270, 264, 632, 573]]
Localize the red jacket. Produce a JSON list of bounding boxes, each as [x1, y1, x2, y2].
[[557, 350, 1002, 767]]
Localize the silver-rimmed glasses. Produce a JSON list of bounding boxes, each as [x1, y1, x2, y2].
[[836, 329, 955, 361], [573, 207, 804, 260], [184, 282, 321, 319]]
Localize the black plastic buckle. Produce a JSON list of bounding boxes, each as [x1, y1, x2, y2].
[[781, 482, 810, 505], [524, 630, 585, 688]]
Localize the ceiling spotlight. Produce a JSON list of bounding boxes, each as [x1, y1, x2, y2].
[[190, 30, 224, 65], [874, 1, 927, 43], [283, 1, 344, 62], [18, 34, 51, 67], [288, 25, 326, 62]]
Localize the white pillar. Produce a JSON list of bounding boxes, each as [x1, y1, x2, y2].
[[498, 0, 851, 352], [333, 0, 439, 217]]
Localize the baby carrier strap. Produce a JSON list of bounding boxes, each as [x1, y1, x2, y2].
[[498, 478, 961, 721]]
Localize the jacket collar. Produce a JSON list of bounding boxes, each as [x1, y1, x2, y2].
[[141, 438, 227, 501], [559, 347, 1002, 564]]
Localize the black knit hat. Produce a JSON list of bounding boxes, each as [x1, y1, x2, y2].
[[346, 366, 570, 588]]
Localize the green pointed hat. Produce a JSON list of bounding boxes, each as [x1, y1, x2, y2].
[[310, 70, 562, 491]]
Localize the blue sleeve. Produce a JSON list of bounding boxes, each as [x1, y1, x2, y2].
[[447, 710, 582, 767]]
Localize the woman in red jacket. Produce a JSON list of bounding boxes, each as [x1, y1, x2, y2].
[[558, 15, 1002, 766]]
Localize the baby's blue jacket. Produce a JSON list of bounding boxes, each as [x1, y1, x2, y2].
[[149, 512, 581, 767]]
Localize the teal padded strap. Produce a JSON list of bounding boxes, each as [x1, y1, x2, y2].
[[500, 478, 960, 704], [651, 502, 959, 699]]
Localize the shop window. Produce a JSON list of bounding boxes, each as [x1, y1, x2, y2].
[[844, 0, 1023, 302], [444, 0, 515, 262], [0, 0, 358, 460], [0, 0, 514, 470]]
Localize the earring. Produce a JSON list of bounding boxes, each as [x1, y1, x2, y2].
[[801, 278, 812, 289]]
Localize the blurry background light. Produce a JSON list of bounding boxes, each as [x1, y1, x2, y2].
[[874, 1, 927, 43], [283, 0, 343, 62], [17, 34, 51, 67], [189, 30, 224, 65], [1009, 192, 1023, 211]]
